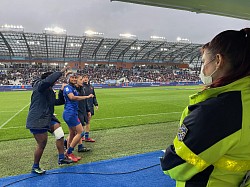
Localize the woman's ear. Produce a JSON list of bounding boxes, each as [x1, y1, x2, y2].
[[216, 53, 232, 75], [215, 54, 224, 68]]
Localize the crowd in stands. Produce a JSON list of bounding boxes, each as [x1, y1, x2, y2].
[[78, 65, 200, 83], [0, 67, 62, 85], [0, 64, 200, 85]]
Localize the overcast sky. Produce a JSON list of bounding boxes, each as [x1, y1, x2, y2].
[[0, 0, 249, 44]]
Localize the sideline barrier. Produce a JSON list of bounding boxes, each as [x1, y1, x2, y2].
[[0, 81, 202, 92]]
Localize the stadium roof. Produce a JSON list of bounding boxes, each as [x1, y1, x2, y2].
[[111, 0, 250, 21], [0, 31, 202, 65]]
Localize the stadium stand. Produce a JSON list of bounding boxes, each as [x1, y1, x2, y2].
[[0, 64, 200, 85], [0, 30, 202, 85]]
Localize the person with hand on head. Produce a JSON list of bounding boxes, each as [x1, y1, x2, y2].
[[26, 66, 72, 175], [160, 28, 250, 186], [63, 72, 94, 162], [82, 74, 98, 142]]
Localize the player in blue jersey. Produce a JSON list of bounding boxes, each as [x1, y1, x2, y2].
[[63, 72, 94, 162]]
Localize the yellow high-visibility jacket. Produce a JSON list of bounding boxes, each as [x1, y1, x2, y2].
[[161, 76, 250, 187]]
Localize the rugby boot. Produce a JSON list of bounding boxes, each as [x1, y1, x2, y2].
[[65, 153, 79, 162], [32, 168, 46, 175], [58, 157, 73, 165], [85, 137, 95, 142], [78, 147, 91, 152]]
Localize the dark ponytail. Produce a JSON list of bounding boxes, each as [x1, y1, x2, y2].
[[203, 28, 250, 88]]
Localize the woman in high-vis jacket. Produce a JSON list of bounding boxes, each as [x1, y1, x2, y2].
[[161, 28, 250, 187]]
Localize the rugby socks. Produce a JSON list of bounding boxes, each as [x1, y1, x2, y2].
[[78, 144, 83, 150], [67, 147, 74, 154], [64, 139, 67, 149], [32, 163, 39, 169], [58, 153, 64, 161], [81, 131, 85, 138], [85, 132, 89, 139]]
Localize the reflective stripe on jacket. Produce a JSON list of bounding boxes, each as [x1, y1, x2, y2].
[[161, 76, 250, 187]]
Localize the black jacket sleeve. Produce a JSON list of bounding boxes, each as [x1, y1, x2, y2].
[[38, 72, 62, 92], [92, 88, 98, 106]]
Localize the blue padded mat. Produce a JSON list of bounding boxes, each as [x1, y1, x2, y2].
[[0, 150, 175, 187]]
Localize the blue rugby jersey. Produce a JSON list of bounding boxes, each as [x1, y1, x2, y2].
[[63, 84, 78, 113]]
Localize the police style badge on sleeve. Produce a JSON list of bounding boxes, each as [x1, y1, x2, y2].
[[177, 124, 188, 141]]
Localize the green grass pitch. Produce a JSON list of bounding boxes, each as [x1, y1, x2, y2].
[[0, 86, 201, 177], [0, 86, 199, 141]]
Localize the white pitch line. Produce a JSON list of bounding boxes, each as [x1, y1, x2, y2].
[[0, 111, 181, 130], [91, 112, 182, 121], [0, 110, 29, 113], [0, 103, 30, 129], [0, 126, 21, 129], [59, 112, 182, 122]]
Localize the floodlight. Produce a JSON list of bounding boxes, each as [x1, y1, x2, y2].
[[150, 35, 166, 41], [0, 24, 24, 32], [84, 30, 104, 37], [54, 27, 64, 33], [44, 26, 66, 35], [176, 37, 191, 43], [119, 33, 137, 39]]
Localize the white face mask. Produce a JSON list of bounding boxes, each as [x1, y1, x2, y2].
[[199, 63, 217, 85]]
